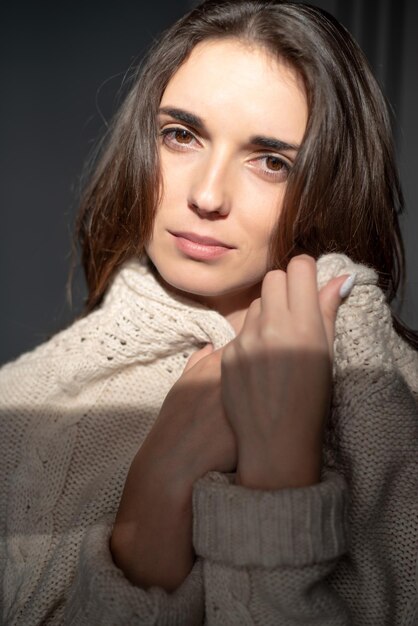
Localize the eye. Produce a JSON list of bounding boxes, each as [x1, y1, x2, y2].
[[249, 154, 291, 183], [160, 126, 199, 150], [265, 156, 286, 171]]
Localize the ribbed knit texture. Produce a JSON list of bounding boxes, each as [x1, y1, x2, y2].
[[1, 253, 417, 625], [193, 470, 348, 568]]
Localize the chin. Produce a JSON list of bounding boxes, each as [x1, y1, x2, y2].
[[160, 266, 263, 308], [159, 267, 227, 297]]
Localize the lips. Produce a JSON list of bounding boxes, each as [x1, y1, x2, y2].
[[171, 231, 234, 260], [169, 231, 234, 248]]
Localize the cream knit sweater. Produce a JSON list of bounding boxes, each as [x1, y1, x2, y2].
[[1, 253, 418, 625]]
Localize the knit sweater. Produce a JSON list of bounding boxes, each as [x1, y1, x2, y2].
[[1, 253, 418, 625]]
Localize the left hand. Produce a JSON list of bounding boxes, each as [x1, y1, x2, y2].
[[220, 254, 351, 490]]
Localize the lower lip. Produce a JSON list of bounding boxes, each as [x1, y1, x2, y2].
[[172, 234, 233, 260]]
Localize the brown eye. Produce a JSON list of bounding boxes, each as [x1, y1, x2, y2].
[[160, 127, 198, 150], [248, 154, 291, 182], [174, 129, 193, 144], [266, 156, 284, 171]]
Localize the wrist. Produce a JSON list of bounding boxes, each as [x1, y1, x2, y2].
[[235, 437, 322, 490], [117, 442, 195, 524]]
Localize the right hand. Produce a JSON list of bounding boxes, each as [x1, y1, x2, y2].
[[110, 343, 237, 590], [142, 342, 238, 485]]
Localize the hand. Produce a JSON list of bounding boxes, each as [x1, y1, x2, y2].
[[220, 254, 351, 490], [141, 342, 237, 485], [111, 343, 237, 591]]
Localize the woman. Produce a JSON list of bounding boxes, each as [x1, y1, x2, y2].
[[1, 0, 418, 624]]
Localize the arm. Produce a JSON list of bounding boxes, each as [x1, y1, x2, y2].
[[192, 256, 418, 624], [108, 343, 237, 593], [0, 346, 206, 625], [325, 281, 418, 622], [64, 517, 204, 626], [188, 255, 355, 624], [63, 340, 235, 624], [107, 254, 353, 624]]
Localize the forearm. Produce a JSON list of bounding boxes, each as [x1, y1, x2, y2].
[[110, 451, 195, 592], [108, 340, 238, 593]]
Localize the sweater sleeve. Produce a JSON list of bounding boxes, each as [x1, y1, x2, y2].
[[63, 515, 204, 626], [192, 470, 352, 625], [191, 266, 418, 625], [0, 350, 206, 626], [326, 283, 418, 623]]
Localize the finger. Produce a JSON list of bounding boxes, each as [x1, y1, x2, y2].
[[183, 343, 214, 372], [260, 268, 288, 317], [319, 273, 356, 357], [287, 254, 321, 318], [241, 297, 261, 331]]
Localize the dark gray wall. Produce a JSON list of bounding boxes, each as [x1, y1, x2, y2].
[[398, 0, 418, 330], [0, 2, 190, 365], [1, 1, 417, 365], [314, 0, 418, 329]]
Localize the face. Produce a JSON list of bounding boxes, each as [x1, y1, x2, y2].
[[145, 38, 308, 316]]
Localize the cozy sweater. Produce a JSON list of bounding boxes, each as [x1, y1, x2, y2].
[[1, 253, 418, 625]]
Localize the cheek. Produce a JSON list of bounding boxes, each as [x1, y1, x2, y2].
[[159, 152, 193, 203], [239, 187, 285, 248]]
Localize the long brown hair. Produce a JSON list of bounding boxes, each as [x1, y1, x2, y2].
[[74, 0, 417, 348]]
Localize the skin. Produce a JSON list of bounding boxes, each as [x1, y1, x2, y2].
[[146, 38, 308, 326], [111, 38, 351, 591]]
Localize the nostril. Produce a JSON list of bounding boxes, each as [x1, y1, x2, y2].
[[190, 204, 226, 220]]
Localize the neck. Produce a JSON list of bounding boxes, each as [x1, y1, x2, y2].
[[196, 284, 261, 334]]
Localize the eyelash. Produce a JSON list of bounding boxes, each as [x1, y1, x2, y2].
[[160, 127, 199, 151], [159, 126, 292, 182], [257, 155, 291, 181]]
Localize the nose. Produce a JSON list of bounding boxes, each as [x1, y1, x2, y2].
[[188, 150, 231, 218]]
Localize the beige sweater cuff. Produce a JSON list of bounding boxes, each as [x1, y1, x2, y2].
[[192, 470, 349, 568]]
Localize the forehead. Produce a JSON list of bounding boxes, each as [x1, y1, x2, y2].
[[160, 38, 308, 143]]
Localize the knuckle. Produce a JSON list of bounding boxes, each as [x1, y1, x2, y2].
[[237, 333, 257, 352], [221, 342, 236, 363], [263, 269, 285, 284], [289, 253, 316, 268], [259, 322, 280, 342], [248, 297, 261, 313]]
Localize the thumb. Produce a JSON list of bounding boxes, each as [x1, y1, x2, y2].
[[319, 273, 356, 357], [183, 343, 214, 373]]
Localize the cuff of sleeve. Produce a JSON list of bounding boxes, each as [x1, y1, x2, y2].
[[64, 516, 204, 625], [192, 470, 349, 569]]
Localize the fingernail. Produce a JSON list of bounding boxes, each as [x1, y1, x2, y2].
[[339, 273, 356, 299]]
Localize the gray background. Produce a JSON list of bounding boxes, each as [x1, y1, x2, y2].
[[1, 0, 417, 366]]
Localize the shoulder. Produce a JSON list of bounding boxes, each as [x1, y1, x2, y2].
[[0, 309, 104, 405]]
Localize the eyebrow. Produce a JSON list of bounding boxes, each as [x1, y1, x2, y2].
[[158, 106, 300, 153], [250, 135, 299, 153], [159, 106, 204, 129]]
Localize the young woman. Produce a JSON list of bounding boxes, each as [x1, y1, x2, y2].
[[1, 1, 418, 624]]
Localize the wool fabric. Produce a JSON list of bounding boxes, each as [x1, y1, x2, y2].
[[1, 252, 418, 625]]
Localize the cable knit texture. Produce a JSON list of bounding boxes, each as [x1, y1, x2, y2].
[[0, 253, 417, 625]]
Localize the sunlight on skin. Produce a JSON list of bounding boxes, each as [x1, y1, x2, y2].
[[145, 39, 308, 333]]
